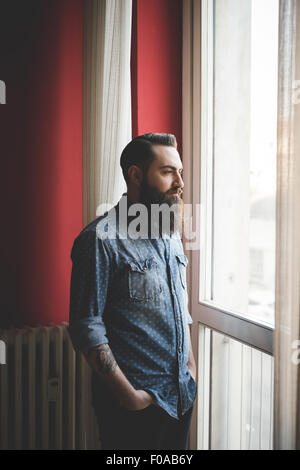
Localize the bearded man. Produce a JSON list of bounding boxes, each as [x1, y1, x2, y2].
[[68, 133, 197, 450]]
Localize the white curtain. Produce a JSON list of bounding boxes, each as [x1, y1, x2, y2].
[[83, 0, 132, 226], [274, 0, 300, 450]]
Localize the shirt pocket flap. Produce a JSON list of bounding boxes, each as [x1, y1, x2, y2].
[[128, 257, 158, 273]]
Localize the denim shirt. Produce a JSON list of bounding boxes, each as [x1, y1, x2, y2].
[[68, 195, 197, 419]]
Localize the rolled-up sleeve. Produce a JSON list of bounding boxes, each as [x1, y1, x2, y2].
[[68, 230, 110, 352]]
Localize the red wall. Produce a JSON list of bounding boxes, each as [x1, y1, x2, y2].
[[0, 1, 83, 327], [0, 0, 182, 328], [131, 0, 182, 152]]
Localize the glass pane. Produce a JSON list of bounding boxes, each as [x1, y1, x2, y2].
[[201, 0, 279, 327], [210, 330, 274, 450]]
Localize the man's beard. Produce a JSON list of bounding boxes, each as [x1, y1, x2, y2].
[[139, 179, 183, 236]]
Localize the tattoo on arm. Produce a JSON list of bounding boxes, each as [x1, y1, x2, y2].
[[87, 344, 117, 375]]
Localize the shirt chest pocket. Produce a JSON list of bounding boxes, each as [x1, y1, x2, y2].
[[176, 254, 188, 289], [128, 257, 162, 302]]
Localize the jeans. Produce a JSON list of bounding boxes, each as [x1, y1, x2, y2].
[[92, 376, 194, 450]]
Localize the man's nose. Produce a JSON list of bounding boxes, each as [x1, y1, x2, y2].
[[173, 172, 184, 189]]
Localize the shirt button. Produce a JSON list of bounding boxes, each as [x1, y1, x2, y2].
[[178, 346, 182, 352]]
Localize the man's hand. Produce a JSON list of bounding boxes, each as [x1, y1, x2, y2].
[[188, 366, 197, 382], [120, 389, 154, 411]]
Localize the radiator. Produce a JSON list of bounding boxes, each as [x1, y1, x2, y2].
[[0, 323, 100, 450]]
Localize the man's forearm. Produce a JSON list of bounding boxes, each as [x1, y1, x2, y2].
[[83, 343, 153, 410], [84, 343, 135, 404], [86, 343, 118, 375]]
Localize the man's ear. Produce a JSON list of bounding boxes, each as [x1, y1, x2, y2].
[[127, 165, 143, 186]]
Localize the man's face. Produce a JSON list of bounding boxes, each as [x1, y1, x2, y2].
[[138, 145, 184, 235], [140, 145, 184, 207]]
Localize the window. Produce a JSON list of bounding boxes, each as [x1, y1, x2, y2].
[[183, 0, 278, 450], [197, 326, 274, 450], [200, 0, 278, 328]]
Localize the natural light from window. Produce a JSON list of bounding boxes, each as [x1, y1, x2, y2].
[[200, 0, 279, 328]]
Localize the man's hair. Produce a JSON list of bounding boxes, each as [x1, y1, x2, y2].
[[120, 133, 177, 183]]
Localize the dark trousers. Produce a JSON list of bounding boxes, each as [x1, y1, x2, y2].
[[92, 378, 193, 450]]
